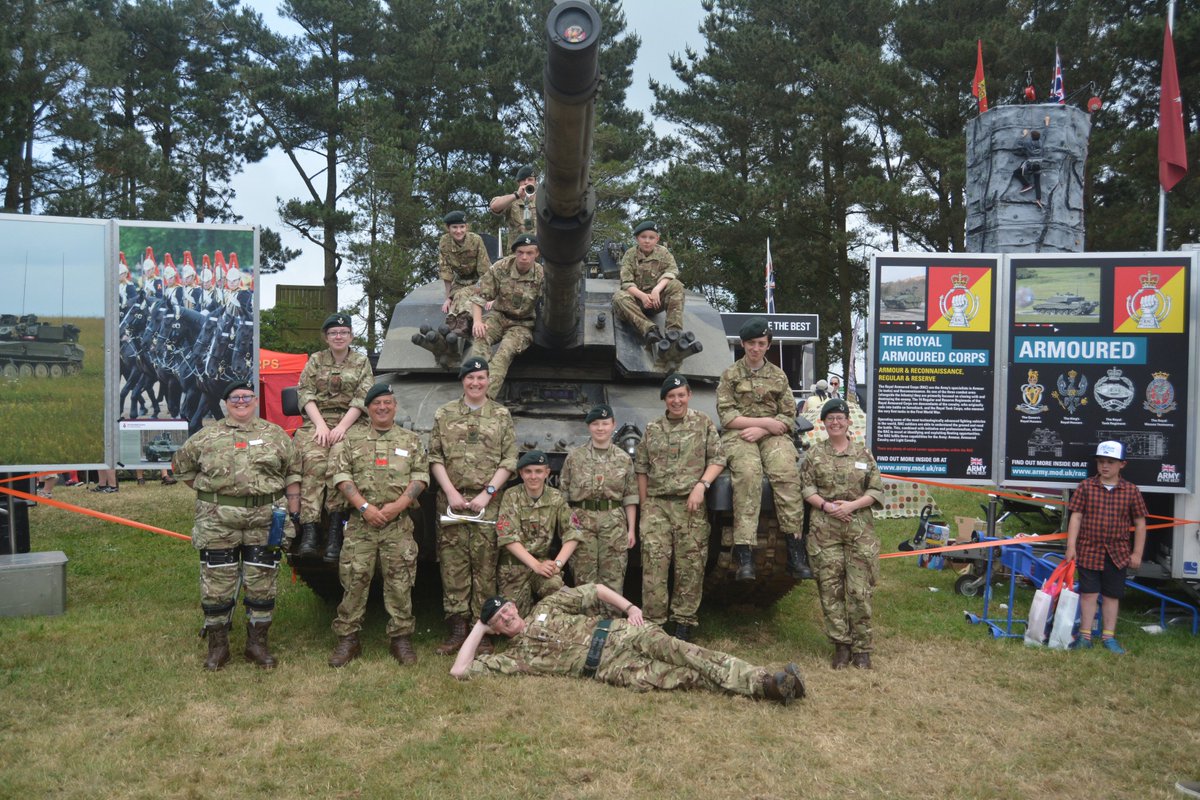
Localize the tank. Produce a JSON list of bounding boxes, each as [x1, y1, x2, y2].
[[143, 436, 182, 463], [882, 286, 922, 310], [0, 314, 85, 378], [1030, 292, 1099, 316], [289, 0, 801, 607]]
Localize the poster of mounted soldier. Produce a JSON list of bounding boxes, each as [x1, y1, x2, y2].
[[117, 223, 258, 435]]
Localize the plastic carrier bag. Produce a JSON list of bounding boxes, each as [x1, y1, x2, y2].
[[1046, 560, 1078, 650], [1024, 559, 1075, 647]]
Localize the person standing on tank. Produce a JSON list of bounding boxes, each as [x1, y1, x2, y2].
[[611, 221, 685, 346]]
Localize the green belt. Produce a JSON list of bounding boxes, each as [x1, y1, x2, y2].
[[195, 491, 280, 508], [570, 499, 622, 512], [581, 619, 613, 679]]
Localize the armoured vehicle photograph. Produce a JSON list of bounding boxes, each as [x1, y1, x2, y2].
[[0, 313, 85, 377], [143, 435, 182, 463], [1031, 292, 1099, 316]]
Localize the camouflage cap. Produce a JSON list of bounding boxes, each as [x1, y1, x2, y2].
[[221, 379, 255, 400], [364, 382, 394, 406], [323, 313, 352, 332], [459, 356, 489, 378], [820, 398, 850, 420], [661, 373, 689, 399], [510, 233, 538, 252], [480, 595, 510, 624], [633, 220, 659, 235], [516, 450, 548, 470], [584, 403, 613, 424], [443, 210, 466, 225], [515, 165, 535, 181], [738, 316, 770, 341]]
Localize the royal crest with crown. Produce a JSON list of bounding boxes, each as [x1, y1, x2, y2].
[[1093, 367, 1135, 413], [1016, 369, 1048, 414], [1125, 270, 1171, 330], [1053, 370, 1088, 414], [1143, 371, 1177, 417], [938, 271, 980, 328]]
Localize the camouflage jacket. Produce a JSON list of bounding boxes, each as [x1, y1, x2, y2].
[[494, 195, 535, 236], [716, 358, 796, 434], [496, 485, 582, 557], [173, 416, 300, 495], [329, 424, 429, 508], [438, 231, 490, 290], [428, 397, 517, 491], [619, 244, 678, 292], [798, 439, 884, 511], [635, 409, 725, 497], [560, 442, 638, 505], [472, 256, 544, 326], [296, 349, 373, 426]]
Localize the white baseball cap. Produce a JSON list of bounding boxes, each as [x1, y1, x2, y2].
[[1095, 440, 1125, 460]]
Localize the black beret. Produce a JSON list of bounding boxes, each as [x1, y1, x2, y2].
[[510, 233, 538, 252], [633, 220, 659, 235], [364, 382, 394, 406], [443, 210, 466, 225], [739, 317, 770, 341], [660, 373, 689, 399], [515, 165, 535, 181], [516, 450, 548, 470], [480, 595, 510, 624], [221, 379, 254, 400], [820, 398, 851, 420], [584, 403, 613, 424], [459, 356, 489, 378], [323, 313, 352, 331]]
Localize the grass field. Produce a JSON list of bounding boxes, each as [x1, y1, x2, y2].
[[2, 482, 1197, 799]]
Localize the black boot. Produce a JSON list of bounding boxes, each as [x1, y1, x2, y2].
[[296, 522, 320, 558], [673, 623, 691, 642], [733, 544, 756, 581], [787, 535, 812, 580], [323, 512, 345, 563]]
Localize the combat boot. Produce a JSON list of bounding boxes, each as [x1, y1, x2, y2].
[[296, 523, 320, 558], [389, 635, 417, 665], [202, 624, 230, 671], [831, 643, 851, 670], [786, 535, 812, 580], [784, 662, 807, 699], [760, 670, 797, 705], [329, 633, 362, 668], [450, 313, 472, 337], [244, 621, 277, 669], [851, 652, 872, 670], [323, 512, 346, 563], [476, 635, 495, 656], [733, 544, 756, 581], [673, 623, 691, 642], [435, 615, 468, 655]]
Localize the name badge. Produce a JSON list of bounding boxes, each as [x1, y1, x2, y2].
[[249, 439, 265, 446], [855, 461, 868, 470], [535, 613, 548, 623], [395, 448, 408, 457]]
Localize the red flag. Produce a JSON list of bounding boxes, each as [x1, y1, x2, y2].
[[1159, 20, 1188, 192], [972, 40, 988, 113]]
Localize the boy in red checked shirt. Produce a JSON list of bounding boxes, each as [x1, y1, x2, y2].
[[1064, 441, 1147, 654]]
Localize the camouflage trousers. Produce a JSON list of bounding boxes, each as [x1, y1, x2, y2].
[[445, 284, 476, 317], [332, 516, 419, 638], [295, 425, 349, 524], [192, 501, 279, 627], [571, 507, 630, 594], [807, 511, 879, 653], [640, 496, 708, 627], [723, 434, 804, 546], [611, 279, 685, 336], [471, 315, 533, 400], [498, 557, 564, 617], [592, 624, 767, 697], [436, 494, 498, 620]]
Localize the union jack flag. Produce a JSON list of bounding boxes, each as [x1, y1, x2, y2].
[[765, 239, 776, 314], [1049, 47, 1065, 104]]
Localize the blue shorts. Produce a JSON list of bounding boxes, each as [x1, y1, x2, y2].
[[1077, 554, 1127, 599]]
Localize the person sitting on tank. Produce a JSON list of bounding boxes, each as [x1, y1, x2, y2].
[[438, 210, 491, 337], [450, 586, 806, 706], [469, 234, 544, 401], [611, 220, 685, 347], [488, 164, 537, 240]]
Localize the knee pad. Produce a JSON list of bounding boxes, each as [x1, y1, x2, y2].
[[201, 598, 236, 616], [243, 596, 276, 612], [200, 547, 240, 568], [242, 545, 281, 570]]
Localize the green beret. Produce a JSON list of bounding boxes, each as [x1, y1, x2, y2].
[[323, 313, 352, 331], [458, 356, 489, 378], [515, 165, 535, 181], [739, 317, 770, 341], [364, 382, 394, 406], [584, 403, 613, 424], [480, 595, 509, 624], [660, 373, 689, 399], [510, 233, 538, 252], [221, 379, 254, 400], [820, 398, 850, 420], [633, 220, 659, 235], [516, 450, 548, 470], [443, 210, 466, 225]]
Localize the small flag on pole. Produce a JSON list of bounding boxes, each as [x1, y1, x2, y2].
[[765, 238, 776, 315], [1049, 47, 1065, 104], [1159, 19, 1188, 192], [972, 40, 988, 113]]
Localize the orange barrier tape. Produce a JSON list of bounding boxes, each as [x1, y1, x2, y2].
[[880, 531, 1067, 559], [0, 470, 61, 484], [0, 484, 191, 543]]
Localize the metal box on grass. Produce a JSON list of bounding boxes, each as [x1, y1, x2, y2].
[[0, 550, 68, 617]]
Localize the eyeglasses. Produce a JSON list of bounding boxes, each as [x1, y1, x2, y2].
[[326, 330, 352, 338], [227, 394, 256, 405]]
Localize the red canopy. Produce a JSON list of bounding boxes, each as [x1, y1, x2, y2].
[[258, 349, 307, 434]]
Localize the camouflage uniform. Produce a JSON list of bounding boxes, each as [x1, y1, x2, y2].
[[294, 349, 373, 524], [798, 439, 884, 654], [559, 442, 638, 592], [716, 358, 804, 546], [439, 231, 491, 316], [495, 485, 583, 615], [173, 417, 300, 628], [611, 244, 684, 337], [429, 397, 518, 619], [470, 256, 543, 399], [328, 424, 429, 639], [635, 409, 726, 628], [466, 585, 770, 697], [494, 195, 535, 239]]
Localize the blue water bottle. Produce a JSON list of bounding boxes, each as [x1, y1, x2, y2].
[[268, 506, 286, 547]]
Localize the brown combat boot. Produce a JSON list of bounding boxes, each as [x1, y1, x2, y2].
[[784, 662, 807, 699], [476, 635, 494, 656], [202, 624, 230, 671], [851, 652, 872, 670], [435, 615, 468, 655], [760, 670, 798, 705], [831, 644, 851, 670], [244, 621, 277, 669], [329, 633, 362, 668], [389, 635, 417, 665]]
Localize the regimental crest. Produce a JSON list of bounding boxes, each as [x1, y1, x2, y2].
[[1125, 270, 1171, 329], [1053, 370, 1088, 414], [1093, 367, 1135, 413], [938, 272, 980, 328], [1016, 369, 1048, 415], [1143, 371, 1177, 417]]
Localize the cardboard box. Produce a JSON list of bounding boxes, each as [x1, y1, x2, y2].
[[0, 551, 68, 617], [955, 516, 986, 543]]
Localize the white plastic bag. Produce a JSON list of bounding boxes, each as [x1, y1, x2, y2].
[[1048, 587, 1080, 650], [1024, 588, 1053, 646]]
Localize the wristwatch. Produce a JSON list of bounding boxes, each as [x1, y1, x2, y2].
[[358, 502, 369, 513], [698, 480, 711, 490], [485, 485, 497, 496], [554, 559, 564, 569]]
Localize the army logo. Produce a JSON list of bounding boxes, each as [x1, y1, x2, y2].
[[1125, 270, 1171, 329], [1016, 369, 1048, 415], [1053, 370, 1088, 414], [1093, 367, 1135, 413], [1143, 371, 1177, 417], [938, 272, 980, 328]]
